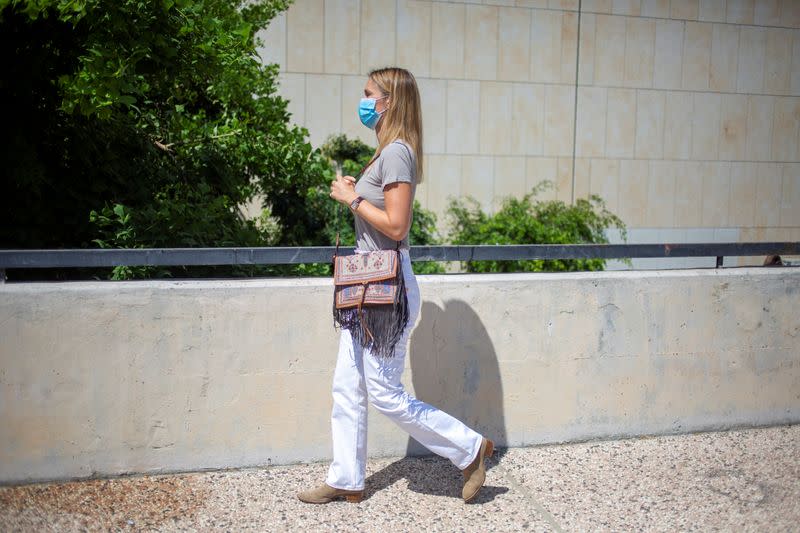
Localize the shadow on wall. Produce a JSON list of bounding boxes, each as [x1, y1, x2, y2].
[[364, 299, 508, 500], [404, 299, 507, 458]]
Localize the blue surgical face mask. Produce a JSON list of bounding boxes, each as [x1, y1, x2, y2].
[[359, 95, 388, 129]]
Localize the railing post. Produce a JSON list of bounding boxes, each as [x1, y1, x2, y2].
[[715, 256, 723, 268]]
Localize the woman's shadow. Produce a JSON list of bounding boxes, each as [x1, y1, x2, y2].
[[364, 299, 508, 503]]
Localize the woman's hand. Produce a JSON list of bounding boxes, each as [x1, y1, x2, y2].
[[329, 173, 358, 205]]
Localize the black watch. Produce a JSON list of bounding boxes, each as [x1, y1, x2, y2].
[[349, 195, 364, 211]]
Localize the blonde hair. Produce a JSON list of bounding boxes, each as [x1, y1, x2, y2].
[[367, 67, 425, 184]]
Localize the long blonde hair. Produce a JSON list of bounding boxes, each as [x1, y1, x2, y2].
[[367, 67, 424, 184]]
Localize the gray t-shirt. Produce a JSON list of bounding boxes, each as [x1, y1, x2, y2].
[[353, 139, 417, 251]]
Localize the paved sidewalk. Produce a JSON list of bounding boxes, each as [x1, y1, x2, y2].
[[1, 424, 798, 532]]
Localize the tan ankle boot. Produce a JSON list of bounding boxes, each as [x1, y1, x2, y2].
[[461, 437, 494, 502], [297, 483, 364, 504]]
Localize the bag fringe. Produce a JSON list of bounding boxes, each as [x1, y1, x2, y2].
[[333, 251, 410, 358]]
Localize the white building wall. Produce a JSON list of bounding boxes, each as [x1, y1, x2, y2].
[[256, 0, 800, 267]]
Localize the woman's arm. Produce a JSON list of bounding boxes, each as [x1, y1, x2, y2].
[[338, 181, 413, 242]]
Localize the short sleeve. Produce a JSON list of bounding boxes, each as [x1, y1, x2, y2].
[[378, 141, 415, 190]]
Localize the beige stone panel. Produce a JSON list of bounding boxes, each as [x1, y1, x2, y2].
[[737, 27, 767, 93], [416, 156, 430, 209], [461, 155, 494, 213], [647, 160, 677, 226], [287, 0, 324, 73], [719, 93, 748, 160], [663, 91, 693, 160], [674, 161, 703, 227], [682, 22, 712, 91], [780, 163, 800, 226], [701, 161, 731, 227], [578, 14, 597, 84], [530, 10, 560, 83], [765, 29, 792, 95], [544, 85, 576, 156], [606, 88, 637, 158], [480, 82, 514, 155], [792, 31, 800, 96], [324, 0, 360, 74], [561, 12, 579, 84], [426, 154, 462, 221], [642, 0, 671, 17], [594, 15, 626, 86], [361, 0, 397, 75], [691, 92, 721, 160], [276, 73, 306, 127], [624, 18, 656, 88], [305, 74, 341, 148], [465, 5, 499, 80], [431, 3, 466, 79], [340, 75, 375, 146], [745, 95, 775, 161], [576, 87, 608, 157], [583, 0, 613, 13], [446, 80, 480, 154], [493, 157, 528, 211], [613, 0, 641, 15], [525, 157, 559, 201], [397, 0, 432, 78], [516, 0, 548, 7], [755, 163, 783, 226], [755, 0, 782, 26], [671, 0, 700, 20], [556, 157, 574, 203], [574, 158, 592, 199], [729, 162, 757, 226], [635, 90, 666, 159], [726, 0, 754, 24], [782, 1, 800, 28], [771, 96, 800, 161], [417, 77, 447, 154], [256, 11, 286, 69], [653, 19, 685, 90], [589, 158, 620, 214], [698, 0, 726, 21], [550, 0, 580, 10], [511, 83, 546, 155], [618, 159, 649, 226], [499, 6, 531, 82], [709, 24, 739, 92]]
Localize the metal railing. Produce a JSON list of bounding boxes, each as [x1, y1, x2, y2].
[[0, 242, 797, 281]]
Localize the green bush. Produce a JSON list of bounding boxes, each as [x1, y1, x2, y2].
[[446, 181, 631, 272], [1, 0, 315, 280]]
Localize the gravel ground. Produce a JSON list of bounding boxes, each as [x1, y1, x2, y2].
[[1, 424, 798, 532]]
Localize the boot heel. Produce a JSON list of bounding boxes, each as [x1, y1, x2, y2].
[[486, 439, 494, 457], [345, 493, 363, 503]]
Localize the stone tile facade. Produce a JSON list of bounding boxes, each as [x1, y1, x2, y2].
[[257, 0, 799, 266]]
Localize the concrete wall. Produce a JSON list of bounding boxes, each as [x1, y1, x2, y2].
[[255, 0, 800, 266], [1, 267, 798, 484]]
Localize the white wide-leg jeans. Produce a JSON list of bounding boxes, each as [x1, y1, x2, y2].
[[326, 248, 484, 491]]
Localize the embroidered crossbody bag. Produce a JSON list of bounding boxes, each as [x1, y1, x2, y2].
[[331, 154, 410, 358]]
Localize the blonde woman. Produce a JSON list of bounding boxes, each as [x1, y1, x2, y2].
[[297, 67, 494, 505]]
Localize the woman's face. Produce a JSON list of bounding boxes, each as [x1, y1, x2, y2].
[[364, 78, 389, 114]]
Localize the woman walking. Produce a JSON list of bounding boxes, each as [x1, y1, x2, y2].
[[297, 67, 494, 505]]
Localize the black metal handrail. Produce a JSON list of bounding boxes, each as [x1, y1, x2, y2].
[[0, 242, 796, 270]]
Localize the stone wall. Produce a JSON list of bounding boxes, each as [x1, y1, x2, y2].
[[256, 0, 800, 267], [1, 266, 797, 484]]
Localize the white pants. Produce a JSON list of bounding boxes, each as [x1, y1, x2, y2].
[[326, 248, 484, 491]]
